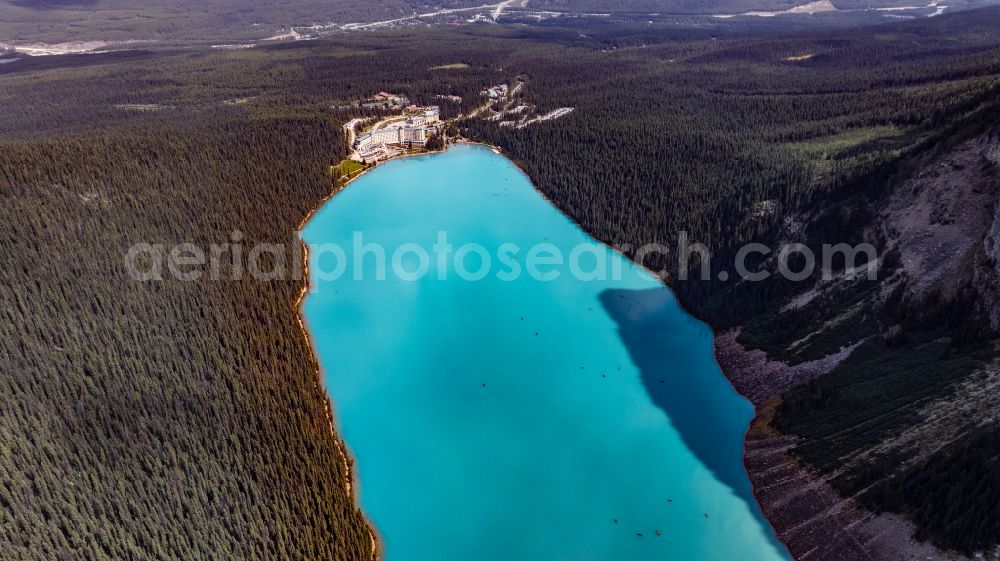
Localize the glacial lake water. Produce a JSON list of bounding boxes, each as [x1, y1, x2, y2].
[[301, 144, 792, 561]]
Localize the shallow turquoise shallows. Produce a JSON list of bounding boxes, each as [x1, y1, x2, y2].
[[301, 144, 791, 561]]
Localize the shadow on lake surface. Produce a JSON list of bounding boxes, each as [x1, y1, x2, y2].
[[599, 286, 787, 554]]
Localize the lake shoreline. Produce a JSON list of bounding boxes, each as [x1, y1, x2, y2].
[[293, 140, 487, 561], [296, 176, 382, 560], [296, 140, 793, 561], [712, 333, 888, 561], [474, 147, 803, 558], [450, 143, 797, 558], [294, 239, 382, 561]]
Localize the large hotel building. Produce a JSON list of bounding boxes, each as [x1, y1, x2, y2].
[[354, 107, 440, 157]]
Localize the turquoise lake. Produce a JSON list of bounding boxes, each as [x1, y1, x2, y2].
[[301, 144, 792, 561]]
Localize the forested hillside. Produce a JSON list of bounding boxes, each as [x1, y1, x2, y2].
[[520, 0, 1000, 16], [0, 30, 536, 561], [5, 0, 999, 44], [0, 0, 487, 42], [2, 8, 1000, 560], [464, 11, 1000, 555], [528, 0, 981, 13], [466, 9, 1000, 305], [0, 113, 380, 560]]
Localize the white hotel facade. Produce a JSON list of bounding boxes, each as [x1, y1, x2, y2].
[[353, 106, 440, 157]]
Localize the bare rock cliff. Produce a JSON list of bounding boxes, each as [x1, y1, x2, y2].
[[718, 130, 1000, 561]]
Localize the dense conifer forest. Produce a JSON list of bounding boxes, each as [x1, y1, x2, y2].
[[0, 116, 378, 560], [2, 7, 1000, 559], [0, 0, 485, 41]]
